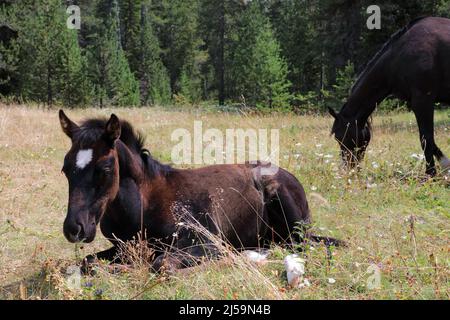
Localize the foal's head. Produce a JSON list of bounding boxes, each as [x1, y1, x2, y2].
[[329, 107, 372, 168], [59, 110, 121, 243]]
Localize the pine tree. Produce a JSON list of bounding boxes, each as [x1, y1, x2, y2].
[[151, 0, 204, 97], [119, 0, 142, 74], [88, 0, 140, 107], [2, 0, 91, 106], [138, 2, 171, 105], [331, 62, 356, 108], [253, 26, 292, 109], [111, 48, 140, 106], [229, 1, 291, 109], [59, 28, 92, 107], [198, 0, 225, 105], [198, 0, 244, 105], [266, 0, 321, 93]]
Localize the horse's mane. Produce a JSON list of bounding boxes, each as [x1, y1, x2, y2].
[[75, 118, 173, 178], [351, 16, 427, 94]]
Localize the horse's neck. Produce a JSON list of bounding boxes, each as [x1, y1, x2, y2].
[[115, 141, 171, 193], [113, 142, 171, 225], [342, 62, 390, 124], [116, 141, 144, 184]]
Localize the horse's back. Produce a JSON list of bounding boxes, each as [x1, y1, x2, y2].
[[390, 17, 450, 64], [387, 17, 450, 101]]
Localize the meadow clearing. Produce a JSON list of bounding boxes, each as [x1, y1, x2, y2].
[[0, 104, 448, 300]]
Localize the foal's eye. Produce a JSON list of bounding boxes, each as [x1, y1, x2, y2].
[[95, 165, 112, 176], [95, 158, 114, 177]]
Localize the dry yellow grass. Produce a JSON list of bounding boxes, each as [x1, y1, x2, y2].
[[0, 103, 448, 300]]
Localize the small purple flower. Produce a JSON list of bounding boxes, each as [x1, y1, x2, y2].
[[94, 289, 103, 296]]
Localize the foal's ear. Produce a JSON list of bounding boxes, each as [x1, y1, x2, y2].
[[59, 110, 78, 139], [328, 107, 338, 119], [104, 114, 121, 145]]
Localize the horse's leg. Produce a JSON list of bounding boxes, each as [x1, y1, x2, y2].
[[81, 246, 120, 274], [264, 171, 344, 247], [411, 94, 438, 176], [151, 241, 220, 274], [433, 144, 450, 172], [93, 246, 121, 261], [265, 181, 311, 245]]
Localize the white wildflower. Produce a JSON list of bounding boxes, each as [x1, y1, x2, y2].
[[298, 278, 311, 288], [284, 254, 306, 288], [411, 153, 425, 161], [315, 153, 324, 157], [242, 250, 269, 264]]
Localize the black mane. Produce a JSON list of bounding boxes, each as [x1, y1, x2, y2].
[[74, 118, 173, 178], [351, 16, 427, 94]]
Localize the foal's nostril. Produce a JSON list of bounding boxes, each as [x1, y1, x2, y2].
[[76, 222, 85, 240], [64, 220, 85, 243]]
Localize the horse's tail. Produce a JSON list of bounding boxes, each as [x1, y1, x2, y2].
[[306, 233, 347, 247]]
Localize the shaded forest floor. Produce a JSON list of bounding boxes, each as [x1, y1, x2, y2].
[[0, 104, 448, 300]]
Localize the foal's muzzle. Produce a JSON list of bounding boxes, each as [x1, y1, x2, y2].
[[63, 214, 96, 243], [63, 219, 84, 243]]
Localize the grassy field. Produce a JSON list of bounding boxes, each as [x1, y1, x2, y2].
[[0, 104, 448, 300]]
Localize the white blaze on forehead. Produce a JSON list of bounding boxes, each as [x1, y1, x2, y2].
[[76, 149, 93, 169]]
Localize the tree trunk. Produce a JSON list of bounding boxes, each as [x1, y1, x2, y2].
[[218, 0, 225, 106], [47, 61, 52, 107]]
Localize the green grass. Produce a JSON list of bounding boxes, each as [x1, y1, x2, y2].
[[0, 104, 448, 300]]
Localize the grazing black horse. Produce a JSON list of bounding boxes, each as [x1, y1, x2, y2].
[[329, 17, 450, 176], [59, 111, 340, 272]]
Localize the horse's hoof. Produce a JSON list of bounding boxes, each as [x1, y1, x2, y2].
[[150, 255, 178, 275], [418, 172, 436, 184], [80, 255, 97, 276]]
